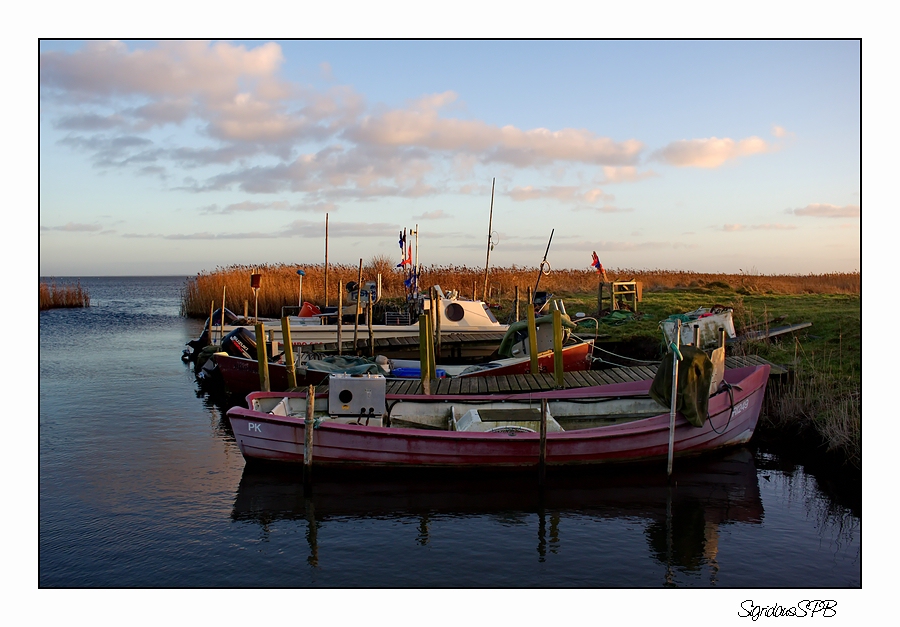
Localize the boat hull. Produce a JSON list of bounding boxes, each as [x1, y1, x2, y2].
[[216, 340, 593, 397], [227, 365, 769, 469]]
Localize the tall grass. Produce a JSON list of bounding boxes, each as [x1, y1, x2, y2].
[[758, 342, 861, 468], [39, 281, 90, 310], [180, 262, 861, 318]]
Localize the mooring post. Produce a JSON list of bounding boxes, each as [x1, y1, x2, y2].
[[527, 287, 539, 375], [208, 301, 215, 346], [418, 314, 432, 395], [667, 320, 682, 476], [427, 313, 436, 392], [337, 282, 343, 355], [282, 317, 297, 389], [693, 324, 701, 347], [353, 259, 362, 354], [539, 398, 548, 485], [514, 285, 520, 322], [255, 322, 270, 392], [367, 291, 375, 357], [719, 326, 726, 349], [304, 385, 315, 489], [433, 286, 442, 360], [552, 308, 564, 388], [221, 286, 227, 343]]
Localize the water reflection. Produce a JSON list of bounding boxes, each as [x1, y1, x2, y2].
[[231, 448, 762, 579]]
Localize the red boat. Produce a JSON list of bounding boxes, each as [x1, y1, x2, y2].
[[213, 337, 594, 397], [210, 308, 595, 397], [226, 363, 769, 470]]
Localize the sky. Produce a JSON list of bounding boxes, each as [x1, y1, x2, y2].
[[39, 39, 860, 277]]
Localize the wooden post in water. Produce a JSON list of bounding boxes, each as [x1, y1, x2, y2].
[[304, 385, 315, 488], [221, 286, 227, 343], [255, 322, 270, 392], [281, 317, 297, 389], [337, 282, 343, 355], [353, 259, 362, 354], [552, 307, 564, 388], [433, 287, 442, 360], [208, 301, 215, 345], [243, 300, 248, 319], [667, 320, 682, 476], [514, 285, 520, 322], [367, 291, 375, 357], [539, 398, 548, 486], [527, 287, 539, 375], [418, 314, 432, 395]]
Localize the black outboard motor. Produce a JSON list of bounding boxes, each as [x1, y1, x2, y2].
[[184, 307, 241, 358], [220, 327, 259, 360]]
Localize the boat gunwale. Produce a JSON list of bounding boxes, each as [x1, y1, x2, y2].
[[228, 365, 769, 442]]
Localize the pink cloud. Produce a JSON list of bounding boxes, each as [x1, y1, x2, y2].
[[653, 136, 770, 168]]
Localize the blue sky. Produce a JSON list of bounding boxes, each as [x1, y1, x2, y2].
[[39, 39, 860, 276]]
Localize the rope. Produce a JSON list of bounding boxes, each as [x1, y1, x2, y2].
[[707, 382, 736, 434], [589, 343, 660, 365]]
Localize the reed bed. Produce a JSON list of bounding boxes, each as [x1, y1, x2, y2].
[[180, 262, 861, 318], [39, 281, 90, 310]]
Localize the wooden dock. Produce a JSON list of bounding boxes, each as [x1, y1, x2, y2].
[[314, 354, 784, 397]]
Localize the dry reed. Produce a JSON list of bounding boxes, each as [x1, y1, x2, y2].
[[39, 281, 91, 310], [180, 262, 860, 319]]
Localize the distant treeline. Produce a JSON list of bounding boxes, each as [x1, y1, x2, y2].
[[40, 281, 91, 310], [180, 258, 860, 319]]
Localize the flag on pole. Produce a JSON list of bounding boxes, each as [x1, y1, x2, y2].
[[397, 231, 408, 267], [592, 251, 609, 282]]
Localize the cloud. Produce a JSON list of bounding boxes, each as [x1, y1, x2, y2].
[[719, 223, 798, 232], [652, 136, 770, 168], [771, 125, 794, 138], [786, 203, 860, 218], [41, 41, 647, 204], [41, 222, 103, 232], [572, 205, 634, 213], [509, 185, 614, 204], [598, 166, 659, 184], [346, 92, 643, 167], [200, 200, 332, 214], [414, 210, 449, 220]]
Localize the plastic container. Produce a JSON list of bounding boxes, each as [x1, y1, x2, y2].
[[392, 367, 447, 378]]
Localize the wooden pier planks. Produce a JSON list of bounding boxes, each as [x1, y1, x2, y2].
[[348, 354, 785, 398]]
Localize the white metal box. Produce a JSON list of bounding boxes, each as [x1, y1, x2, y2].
[[328, 373, 386, 418]]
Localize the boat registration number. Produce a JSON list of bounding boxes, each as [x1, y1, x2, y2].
[[730, 399, 750, 417]]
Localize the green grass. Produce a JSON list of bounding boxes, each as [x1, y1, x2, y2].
[[491, 286, 862, 467]]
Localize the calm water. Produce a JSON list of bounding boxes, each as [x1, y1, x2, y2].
[[38, 277, 860, 589]]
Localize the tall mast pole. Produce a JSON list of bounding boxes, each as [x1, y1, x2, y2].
[[482, 177, 495, 301]]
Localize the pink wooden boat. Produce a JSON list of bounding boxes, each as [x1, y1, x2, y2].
[[226, 364, 769, 470]]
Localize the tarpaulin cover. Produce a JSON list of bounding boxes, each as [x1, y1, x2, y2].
[[302, 355, 382, 376], [649, 345, 714, 428]]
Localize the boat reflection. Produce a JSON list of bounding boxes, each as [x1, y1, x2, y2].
[[231, 448, 763, 578]]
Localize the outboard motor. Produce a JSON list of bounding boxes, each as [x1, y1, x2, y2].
[[185, 307, 242, 358], [220, 327, 260, 360]]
